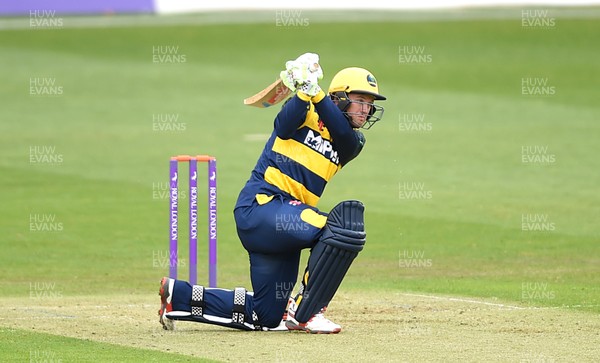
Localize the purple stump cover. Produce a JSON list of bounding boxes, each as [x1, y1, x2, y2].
[[169, 159, 178, 279], [189, 158, 198, 285], [208, 159, 217, 287]]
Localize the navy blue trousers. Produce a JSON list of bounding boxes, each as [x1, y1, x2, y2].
[[171, 195, 326, 328]]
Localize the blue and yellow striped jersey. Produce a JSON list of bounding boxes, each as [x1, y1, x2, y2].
[[236, 94, 365, 208]]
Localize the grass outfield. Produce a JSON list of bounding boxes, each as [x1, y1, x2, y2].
[[1, 9, 599, 362]]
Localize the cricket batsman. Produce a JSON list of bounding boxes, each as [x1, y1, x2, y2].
[[159, 52, 386, 333]]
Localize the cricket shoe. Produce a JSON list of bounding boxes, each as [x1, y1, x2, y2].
[[285, 298, 341, 334], [158, 277, 175, 331]]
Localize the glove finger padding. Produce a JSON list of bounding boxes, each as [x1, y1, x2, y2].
[[295, 52, 318, 64], [279, 53, 324, 94], [300, 63, 323, 96], [306, 62, 323, 81], [297, 82, 322, 97], [280, 69, 297, 92], [280, 60, 308, 92], [295, 53, 320, 72]]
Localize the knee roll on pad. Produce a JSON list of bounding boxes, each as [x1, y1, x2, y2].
[[327, 199, 366, 234], [294, 200, 366, 323]]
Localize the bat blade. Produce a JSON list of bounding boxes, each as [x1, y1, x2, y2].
[[243, 79, 292, 108]]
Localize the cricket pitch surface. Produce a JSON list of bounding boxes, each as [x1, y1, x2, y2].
[[1, 291, 598, 362]]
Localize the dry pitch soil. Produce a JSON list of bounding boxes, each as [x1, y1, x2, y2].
[[1, 291, 599, 362]]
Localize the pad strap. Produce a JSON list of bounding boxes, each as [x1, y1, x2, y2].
[[232, 287, 246, 324], [252, 311, 262, 331], [191, 285, 205, 317]]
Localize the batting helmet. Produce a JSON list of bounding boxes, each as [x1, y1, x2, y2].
[[328, 67, 386, 129], [328, 67, 386, 100]]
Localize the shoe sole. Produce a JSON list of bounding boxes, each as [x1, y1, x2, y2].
[[158, 277, 174, 331], [285, 320, 341, 334]]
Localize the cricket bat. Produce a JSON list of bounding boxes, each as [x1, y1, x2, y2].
[[243, 79, 292, 108]]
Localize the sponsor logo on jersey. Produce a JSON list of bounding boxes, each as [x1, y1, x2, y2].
[[303, 129, 339, 164]]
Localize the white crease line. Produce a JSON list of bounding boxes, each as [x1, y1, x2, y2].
[[6, 304, 155, 309], [401, 293, 600, 310], [401, 293, 527, 310]]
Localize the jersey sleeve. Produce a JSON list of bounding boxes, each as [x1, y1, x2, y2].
[[344, 130, 366, 165], [313, 96, 364, 166], [273, 95, 309, 139]]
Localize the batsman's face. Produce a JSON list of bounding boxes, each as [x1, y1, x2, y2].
[[347, 93, 375, 128]]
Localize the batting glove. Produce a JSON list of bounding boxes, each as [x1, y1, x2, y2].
[[279, 52, 323, 94], [297, 81, 322, 97]]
